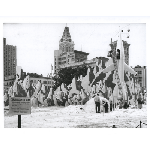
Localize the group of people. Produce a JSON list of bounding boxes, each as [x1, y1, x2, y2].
[[54, 91, 89, 107], [93, 90, 147, 114], [93, 92, 109, 113]]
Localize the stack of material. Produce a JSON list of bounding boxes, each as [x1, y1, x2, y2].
[[84, 98, 95, 113]]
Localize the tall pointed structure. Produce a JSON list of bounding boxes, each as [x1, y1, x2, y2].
[[59, 27, 75, 53], [54, 26, 89, 73], [99, 28, 136, 102]]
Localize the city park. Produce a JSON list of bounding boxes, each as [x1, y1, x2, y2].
[[4, 28, 147, 128]]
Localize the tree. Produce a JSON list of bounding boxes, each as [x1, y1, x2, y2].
[[53, 65, 88, 91]]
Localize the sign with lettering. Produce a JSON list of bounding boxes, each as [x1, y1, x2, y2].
[[9, 97, 31, 115]]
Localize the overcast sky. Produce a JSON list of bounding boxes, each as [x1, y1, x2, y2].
[[3, 23, 146, 77]]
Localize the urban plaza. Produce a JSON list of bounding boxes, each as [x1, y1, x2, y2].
[[3, 24, 147, 128]]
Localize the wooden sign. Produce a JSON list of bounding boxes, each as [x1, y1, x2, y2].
[[9, 97, 31, 115]]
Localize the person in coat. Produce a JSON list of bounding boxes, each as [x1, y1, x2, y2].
[[137, 94, 143, 109], [94, 93, 101, 113]]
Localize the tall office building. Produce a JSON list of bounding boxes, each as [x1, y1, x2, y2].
[[109, 38, 130, 65], [133, 65, 147, 89], [3, 38, 17, 92], [54, 27, 89, 73]]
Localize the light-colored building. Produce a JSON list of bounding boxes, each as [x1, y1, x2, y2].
[[54, 26, 89, 73], [3, 38, 17, 93], [59, 57, 109, 69], [3, 38, 17, 78], [30, 76, 54, 91], [133, 65, 147, 89], [3, 77, 15, 94]]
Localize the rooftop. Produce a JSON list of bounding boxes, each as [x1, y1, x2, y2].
[[74, 50, 89, 55]]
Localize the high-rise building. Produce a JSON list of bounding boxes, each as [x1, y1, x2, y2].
[[133, 65, 147, 89], [54, 27, 89, 73], [109, 38, 130, 65], [3, 38, 17, 92]]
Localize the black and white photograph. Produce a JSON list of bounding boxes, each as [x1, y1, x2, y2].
[[3, 23, 147, 128], [0, 1, 150, 149]]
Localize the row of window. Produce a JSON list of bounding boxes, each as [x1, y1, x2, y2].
[[4, 64, 16, 67], [4, 56, 16, 59], [61, 57, 66, 60], [4, 61, 16, 63], [4, 49, 15, 52], [4, 65, 16, 68], [30, 80, 54, 85], [61, 46, 73, 52], [5, 46, 16, 49], [61, 61, 66, 64], [138, 71, 142, 74], [4, 73, 16, 76], [5, 81, 14, 86], [4, 59, 15, 61], [4, 72, 15, 76], [4, 66, 16, 69], [4, 51, 15, 54], [43, 81, 52, 84], [45, 86, 52, 90], [4, 71, 15, 74], [4, 69, 16, 72]]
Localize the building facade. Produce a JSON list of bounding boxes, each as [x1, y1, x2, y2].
[[109, 38, 130, 65], [3, 38, 17, 78], [3, 38, 17, 93], [54, 27, 89, 73], [59, 57, 109, 69], [30, 76, 54, 91], [133, 65, 147, 89]]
